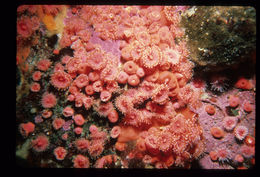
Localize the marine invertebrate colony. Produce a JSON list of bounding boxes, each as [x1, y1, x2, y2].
[[16, 5, 255, 169]]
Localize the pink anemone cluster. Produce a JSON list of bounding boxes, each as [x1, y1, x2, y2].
[[132, 113, 204, 167], [18, 5, 213, 169], [17, 15, 40, 38], [88, 125, 107, 157]]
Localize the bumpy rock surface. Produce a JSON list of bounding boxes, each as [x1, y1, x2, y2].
[[181, 6, 256, 72]]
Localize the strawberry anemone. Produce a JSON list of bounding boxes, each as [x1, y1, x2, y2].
[[141, 45, 162, 69], [123, 61, 139, 75], [87, 49, 107, 70], [115, 95, 134, 114], [51, 71, 72, 90]]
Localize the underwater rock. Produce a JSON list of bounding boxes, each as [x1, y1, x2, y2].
[[181, 6, 256, 72]]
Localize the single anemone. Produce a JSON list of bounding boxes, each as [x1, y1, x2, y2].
[[145, 135, 160, 155], [110, 126, 121, 138], [235, 77, 253, 90], [158, 26, 172, 43], [74, 74, 89, 88], [53, 147, 67, 161], [100, 64, 118, 82], [121, 45, 133, 61], [223, 116, 237, 131], [37, 59, 52, 71], [65, 57, 80, 73], [93, 101, 114, 117], [240, 145, 255, 158], [208, 74, 229, 94], [117, 71, 129, 84], [128, 74, 140, 86], [92, 80, 103, 92], [136, 31, 151, 46], [87, 49, 107, 70], [130, 41, 144, 62], [88, 141, 104, 158], [210, 126, 225, 139], [41, 92, 57, 108], [139, 81, 158, 98], [123, 61, 139, 75], [73, 154, 90, 168], [74, 138, 90, 152], [30, 82, 41, 92], [31, 134, 49, 152], [51, 71, 72, 90], [123, 109, 142, 127], [100, 90, 112, 102], [216, 146, 232, 164], [115, 95, 134, 114], [163, 48, 180, 66], [141, 45, 162, 69], [169, 114, 187, 135], [234, 125, 248, 141], [105, 81, 119, 93], [82, 96, 94, 110], [52, 118, 65, 130]]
